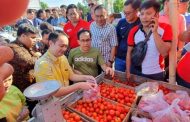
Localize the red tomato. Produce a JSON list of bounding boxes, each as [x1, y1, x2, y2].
[[109, 110, 115, 116], [74, 114, 81, 121], [116, 110, 121, 116], [107, 115, 112, 121], [120, 114, 125, 120], [0, 0, 29, 26]]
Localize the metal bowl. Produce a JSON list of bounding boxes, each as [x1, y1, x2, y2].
[[23, 80, 61, 100]]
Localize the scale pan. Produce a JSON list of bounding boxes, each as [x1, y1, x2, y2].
[[24, 80, 61, 100]]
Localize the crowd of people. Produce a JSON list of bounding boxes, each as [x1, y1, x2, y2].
[[0, 0, 190, 121]]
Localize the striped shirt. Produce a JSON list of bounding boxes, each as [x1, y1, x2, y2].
[[90, 22, 118, 63]]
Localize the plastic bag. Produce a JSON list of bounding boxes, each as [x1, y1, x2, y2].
[[152, 99, 190, 122], [83, 80, 100, 101], [135, 82, 159, 96], [131, 116, 152, 122], [138, 91, 169, 113], [164, 90, 190, 110]]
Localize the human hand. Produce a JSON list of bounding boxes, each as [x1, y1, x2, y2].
[[16, 106, 29, 122], [77, 82, 96, 90], [106, 62, 113, 68], [150, 17, 158, 33], [126, 71, 131, 81], [85, 75, 96, 83], [105, 67, 114, 77]]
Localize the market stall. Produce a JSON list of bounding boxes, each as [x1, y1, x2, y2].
[[27, 71, 190, 122]]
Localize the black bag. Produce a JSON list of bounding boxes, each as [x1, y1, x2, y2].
[[131, 31, 152, 66]]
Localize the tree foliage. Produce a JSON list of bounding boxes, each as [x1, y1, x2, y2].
[[77, 2, 89, 16], [113, 0, 124, 13], [40, 1, 48, 9], [113, 0, 164, 13]]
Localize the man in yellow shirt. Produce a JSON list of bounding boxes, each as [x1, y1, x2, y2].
[[34, 32, 96, 97]]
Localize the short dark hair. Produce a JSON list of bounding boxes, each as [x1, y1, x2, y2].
[[27, 9, 34, 14], [52, 8, 58, 12], [60, 5, 67, 9], [66, 4, 78, 14], [48, 32, 68, 43], [94, 5, 106, 13], [124, 0, 141, 10], [140, 0, 161, 13], [77, 29, 92, 40], [40, 22, 54, 31], [45, 9, 51, 13], [17, 24, 38, 37], [41, 29, 51, 37], [37, 9, 45, 18]]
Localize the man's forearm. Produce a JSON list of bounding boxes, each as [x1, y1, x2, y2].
[[153, 32, 171, 57], [54, 83, 80, 97], [69, 74, 88, 82], [110, 46, 116, 61], [101, 64, 107, 72], [126, 52, 131, 73]]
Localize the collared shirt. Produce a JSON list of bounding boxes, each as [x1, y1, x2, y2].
[[90, 22, 118, 63], [64, 19, 90, 49], [116, 18, 140, 60], [128, 23, 173, 74], [9, 40, 38, 92], [34, 50, 73, 86]]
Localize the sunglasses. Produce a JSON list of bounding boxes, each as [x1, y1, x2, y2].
[[88, 3, 94, 7]]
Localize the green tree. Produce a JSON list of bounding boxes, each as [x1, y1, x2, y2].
[[40, 1, 48, 9], [77, 2, 89, 20], [113, 0, 124, 13]]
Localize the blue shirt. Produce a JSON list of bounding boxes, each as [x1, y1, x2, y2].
[[116, 18, 141, 60], [33, 18, 46, 27], [51, 17, 67, 26], [184, 13, 190, 28]]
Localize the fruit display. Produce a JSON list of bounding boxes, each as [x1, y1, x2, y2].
[[59, 72, 190, 122], [62, 109, 83, 122], [112, 77, 138, 87], [99, 83, 136, 107], [71, 98, 130, 122]]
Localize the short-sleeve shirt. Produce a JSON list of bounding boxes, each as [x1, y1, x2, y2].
[[90, 22, 118, 63], [0, 86, 26, 122], [34, 50, 73, 86], [128, 23, 173, 74], [116, 18, 141, 60], [68, 47, 105, 77], [177, 52, 190, 83], [51, 17, 67, 26], [64, 19, 90, 49]]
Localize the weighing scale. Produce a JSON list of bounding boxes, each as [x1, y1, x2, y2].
[[24, 80, 65, 122]]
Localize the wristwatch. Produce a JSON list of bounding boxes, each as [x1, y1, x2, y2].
[[108, 60, 114, 64]]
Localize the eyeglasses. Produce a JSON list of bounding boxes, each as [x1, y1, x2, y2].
[[123, 11, 135, 16], [67, 12, 77, 17], [80, 39, 91, 43], [88, 3, 94, 7]]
